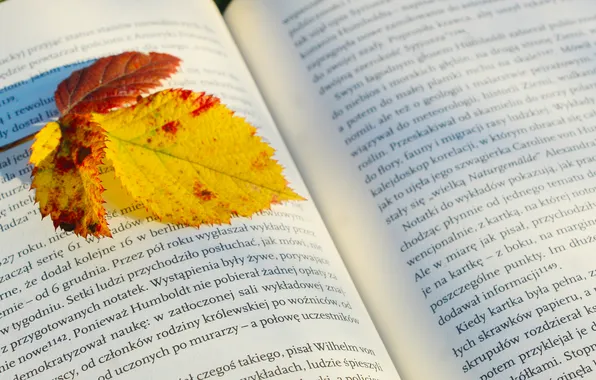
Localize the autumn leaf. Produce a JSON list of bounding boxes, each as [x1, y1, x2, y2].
[[30, 51, 303, 238], [30, 114, 110, 237], [55, 51, 181, 115], [93, 89, 304, 228], [30, 51, 181, 236]]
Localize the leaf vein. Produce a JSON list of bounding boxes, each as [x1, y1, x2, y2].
[[68, 56, 176, 113], [108, 134, 289, 196]]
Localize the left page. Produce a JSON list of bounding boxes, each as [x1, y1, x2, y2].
[[0, 1, 400, 379]]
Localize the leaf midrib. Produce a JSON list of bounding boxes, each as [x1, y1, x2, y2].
[[106, 133, 295, 196]]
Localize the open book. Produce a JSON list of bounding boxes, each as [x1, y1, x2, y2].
[[1, 0, 596, 378]]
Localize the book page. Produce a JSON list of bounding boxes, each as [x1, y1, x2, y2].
[[0, 1, 400, 379], [226, 1, 596, 379]]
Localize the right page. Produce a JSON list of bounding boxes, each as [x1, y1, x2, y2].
[[226, 1, 596, 379]]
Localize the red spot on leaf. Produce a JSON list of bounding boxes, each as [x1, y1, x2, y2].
[[199, 190, 215, 201], [251, 151, 271, 170], [161, 120, 180, 134], [191, 93, 220, 117], [252, 158, 267, 170], [179, 90, 192, 101], [193, 182, 216, 201], [55, 157, 76, 172]]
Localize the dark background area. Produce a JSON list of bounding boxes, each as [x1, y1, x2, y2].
[[214, 0, 232, 12]]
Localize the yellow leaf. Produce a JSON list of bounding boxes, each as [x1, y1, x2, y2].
[[94, 89, 304, 227], [30, 115, 110, 237], [29, 121, 61, 166]]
